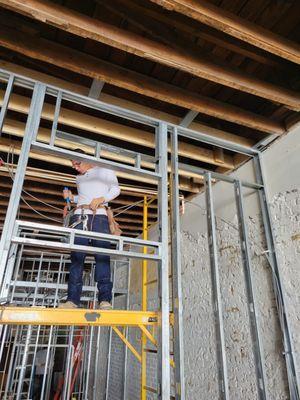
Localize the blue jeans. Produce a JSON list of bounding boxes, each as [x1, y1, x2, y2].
[[67, 214, 112, 305]]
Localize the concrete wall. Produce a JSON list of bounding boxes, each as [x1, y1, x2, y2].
[[180, 126, 300, 399], [110, 126, 300, 399]]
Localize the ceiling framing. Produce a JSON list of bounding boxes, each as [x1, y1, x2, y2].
[[0, 0, 299, 237]]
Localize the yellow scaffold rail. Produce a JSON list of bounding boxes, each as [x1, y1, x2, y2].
[[113, 327, 142, 363], [0, 307, 158, 326]]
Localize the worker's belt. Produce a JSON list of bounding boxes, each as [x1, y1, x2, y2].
[[75, 204, 105, 211], [70, 204, 106, 231]]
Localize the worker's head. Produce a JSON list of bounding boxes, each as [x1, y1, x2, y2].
[[71, 149, 93, 175]]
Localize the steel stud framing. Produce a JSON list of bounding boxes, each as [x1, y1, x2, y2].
[[0, 67, 298, 400]]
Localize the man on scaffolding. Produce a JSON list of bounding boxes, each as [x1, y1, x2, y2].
[[59, 150, 120, 310]]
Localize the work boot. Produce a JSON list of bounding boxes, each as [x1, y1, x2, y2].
[[58, 301, 78, 309], [98, 301, 112, 310]]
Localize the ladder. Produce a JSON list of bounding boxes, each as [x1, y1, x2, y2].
[[54, 328, 84, 400]]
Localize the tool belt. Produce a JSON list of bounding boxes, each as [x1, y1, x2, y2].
[[75, 204, 105, 211], [69, 204, 122, 236]]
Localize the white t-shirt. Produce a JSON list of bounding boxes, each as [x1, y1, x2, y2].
[[73, 166, 120, 215]]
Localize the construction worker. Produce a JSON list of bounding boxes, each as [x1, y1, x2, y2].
[[59, 150, 120, 310]]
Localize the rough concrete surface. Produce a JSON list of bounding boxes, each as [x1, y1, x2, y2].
[[179, 188, 299, 400], [110, 193, 299, 399], [105, 129, 299, 399]]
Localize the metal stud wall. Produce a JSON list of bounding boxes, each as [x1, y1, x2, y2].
[[0, 67, 298, 400]]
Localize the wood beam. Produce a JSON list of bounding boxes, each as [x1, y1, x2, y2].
[[98, 0, 297, 91], [0, 61, 254, 147], [0, 60, 256, 147], [0, 168, 158, 197], [0, 138, 158, 186], [0, 204, 146, 224], [0, 214, 58, 225], [148, 0, 300, 65], [1, 0, 299, 109], [0, 138, 201, 193], [0, 199, 157, 218], [97, 0, 252, 73], [0, 199, 63, 216], [0, 27, 288, 133], [0, 186, 157, 211], [0, 182, 158, 210], [109, 0, 291, 71], [0, 213, 142, 232], [0, 91, 234, 170], [1, 173, 159, 201], [114, 217, 144, 224], [1, 117, 228, 177]]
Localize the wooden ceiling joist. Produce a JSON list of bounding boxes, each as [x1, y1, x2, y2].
[[0, 199, 62, 216], [0, 199, 157, 219], [0, 213, 142, 233], [0, 60, 254, 147], [103, 0, 289, 71], [1, 118, 232, 177], [0, 202, 147, 226], [148, 0, 300, 65], [0, 169, 158, 197], [0, 186, 157, 212], [1, 0, 299, 109], [0, 91, 236, 171], [0, 139, 157, 186], [0, 26, 285, 134], [0, 137, 202, 193], [0, 180, 158, 211]]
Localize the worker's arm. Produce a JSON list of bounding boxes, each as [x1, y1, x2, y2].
[[104, 170, 121, 202], [62, 189, 78, 203]]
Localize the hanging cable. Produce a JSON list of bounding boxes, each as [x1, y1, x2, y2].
[[113, 198, 145, 217], [3, 149, 62, 224], [2, 150, 150, 224], [113, 199, 148, 218], [7, 147, 62, 211]]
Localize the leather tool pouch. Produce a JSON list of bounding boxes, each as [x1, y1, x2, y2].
[[106, 207, 122, 236]]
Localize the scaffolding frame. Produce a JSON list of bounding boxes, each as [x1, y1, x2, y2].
[[0, 67, 298, 400], [0, 250, 130, 399]]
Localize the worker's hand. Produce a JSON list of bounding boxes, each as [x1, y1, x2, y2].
[[90, 197, 106, 211], [63, 189, 73, 202]]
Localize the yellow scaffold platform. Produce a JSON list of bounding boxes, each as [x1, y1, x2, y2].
[[0, 307, 158, 326]]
